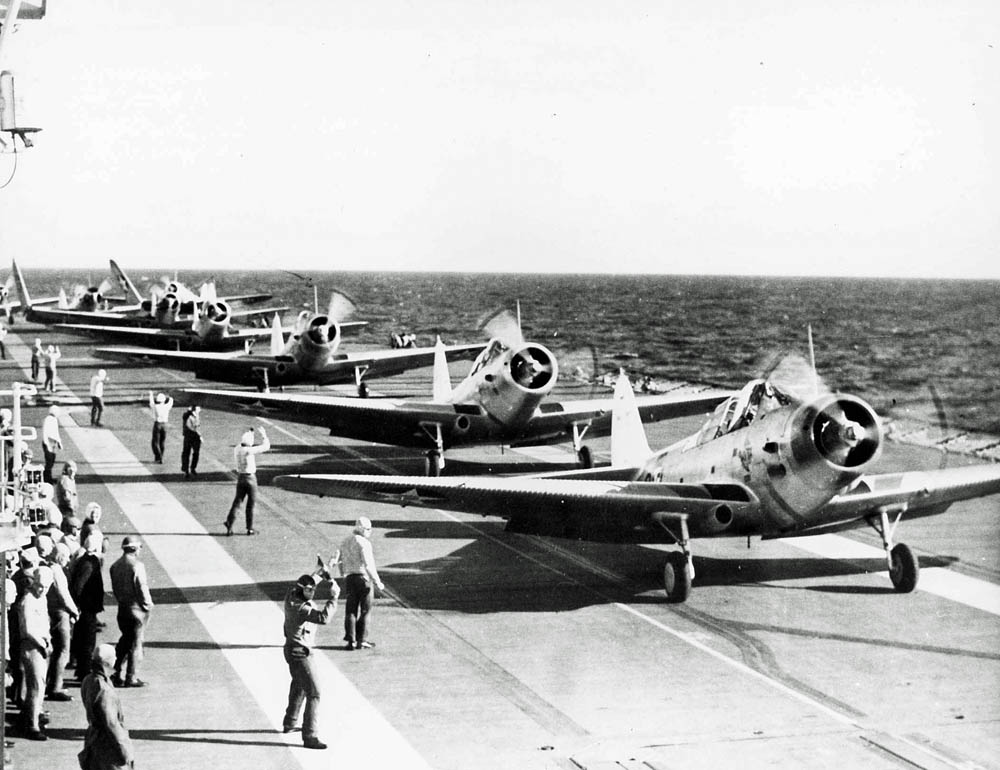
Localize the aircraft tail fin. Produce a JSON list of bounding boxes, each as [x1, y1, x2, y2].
[[109, 259, 144, 304], [432, 336, 453, 403], [610, 371, 652, 467], [11, 260, 31, 308], [269, 313, 285, 356]]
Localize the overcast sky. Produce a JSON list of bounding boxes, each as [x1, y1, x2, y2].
[[0, 1, 997, 277]]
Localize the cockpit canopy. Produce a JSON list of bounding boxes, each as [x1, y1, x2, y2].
[[468, 338, 508, 378], [695, 379, 795, 445]]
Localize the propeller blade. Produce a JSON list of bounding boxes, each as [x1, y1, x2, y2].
[[326, 290, 357, 324], [97, 277, 114, 297], [759, 352, 831, 403], [479, 308, 523, 348], [556, 345, 600, 396]]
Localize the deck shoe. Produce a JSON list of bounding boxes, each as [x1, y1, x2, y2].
[[45, 691, 73, 702], [357, 641, 375, 649], [246, 529, 258, 535], [124, 679, 147, 688], [303, 738, 328, 750], [282, 725, 301, 734], [224, 521, 232, 536]]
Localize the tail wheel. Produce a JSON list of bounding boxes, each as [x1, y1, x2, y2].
[[663, 551, 691, 603], [577, 445, 593, 469], [889, 543, 919, 593]]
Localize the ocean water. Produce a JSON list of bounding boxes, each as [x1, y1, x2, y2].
[[19, 269, 1000, 434]]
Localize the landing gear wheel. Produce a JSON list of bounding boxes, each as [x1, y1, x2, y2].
[[425, 451, 443, 477], [889, 543, 918, 593], [663, 551, 691, 603], [358, 381, 370, 398], [577, 445, 593, 469]]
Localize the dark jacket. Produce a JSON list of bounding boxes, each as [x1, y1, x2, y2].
[[69, 552, 105, 614]]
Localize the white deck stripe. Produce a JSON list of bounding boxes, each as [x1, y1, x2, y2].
[[785, 534, 1000, 616], [58, 416, 431, 769]]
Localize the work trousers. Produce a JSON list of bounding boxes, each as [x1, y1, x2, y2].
[[283, 644, 322, 740], [42, 444, 57, 484], [150, 422, 167, 462], [72, 610, 100, 679], [90, 396, 104, 426], [226, 473, 258, 530], [47, 609, 73, 694], [181, 431, 201, 473], [20, 645, 45, 730], [344, 574, 374, 645], [114, 606, 149, 682]]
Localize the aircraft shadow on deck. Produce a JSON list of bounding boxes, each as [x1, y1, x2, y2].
[[143, 516, 964, 615]]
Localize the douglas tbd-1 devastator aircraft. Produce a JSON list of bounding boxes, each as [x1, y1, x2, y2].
[[12, 260, 285, 350], [101, 292, 486, 394], [273, 359, 1000, 602], [177, 312, 733, 475]]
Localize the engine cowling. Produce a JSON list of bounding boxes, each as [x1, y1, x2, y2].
[[193, 300, 231, 342], [475, 342, 558, 429], [764, 393, 882, 518], [154, 292, 181, 325], [290, 314, 340, 371]]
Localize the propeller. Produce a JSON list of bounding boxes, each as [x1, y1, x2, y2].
[[554, 344, 600, 397], [759, 351, 879, 467], [883, 382, 952, 471]]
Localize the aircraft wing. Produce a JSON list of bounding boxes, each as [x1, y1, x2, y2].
[[99, 342, 485, 388], [216, 292, 273, 305], [511, 387, 734, 446], [58, 324, 273, 351], [773, 464, 1000, 537], [226, 306, 290, 321], [273, 473, 761, 541], [177, 376, 726, 449]]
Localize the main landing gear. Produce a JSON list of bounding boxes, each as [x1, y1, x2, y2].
[[420, 422, 445, 477], [868, 504, 919, 593], [354, 365, 371, 398], [654, 514, 694, 603], [571, 423, 594, 468]]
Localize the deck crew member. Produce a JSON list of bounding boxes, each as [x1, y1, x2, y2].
[[148, 391, 173, 464], [109, 536, 153, 688], [79, 644, 135, 770], [41, 405, 63, 484], [30, 338, 43, 382], [43, 344, 61, 392], [89, 369, 108, 427], [338, 517, 385, 650], [225, 426, 269, 536], [181, 404, 202, 478], [18, 565, 54, 741], [282, 569, 340, 750], [69, 533, 105, 682]]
